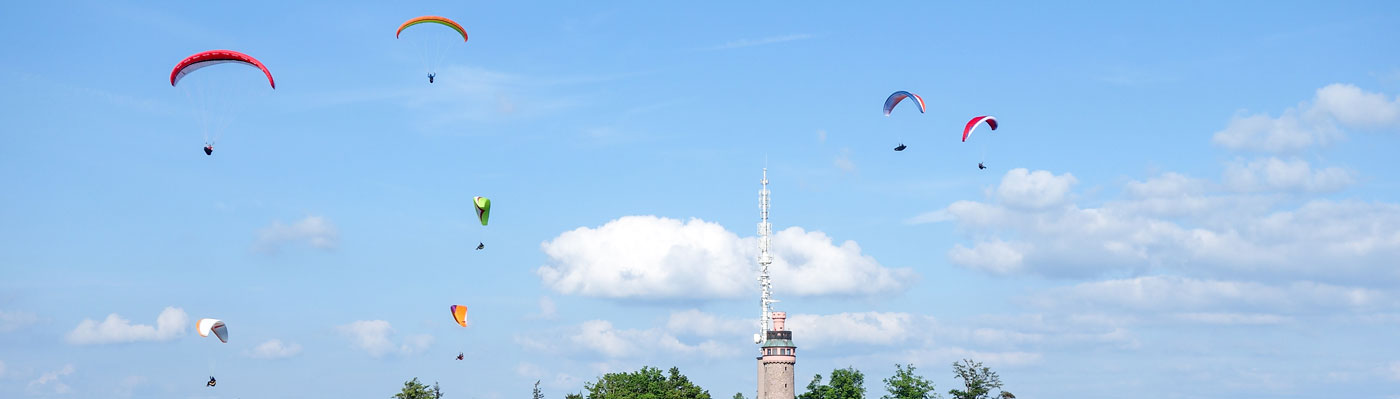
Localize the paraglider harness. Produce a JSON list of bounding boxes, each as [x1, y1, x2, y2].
[[978, 162, 986, 170], [204, 144, 213, 156], [207, 376, 217, 387], [894, 143, 907, 151], [456, 352, 465, 360], [428, 73, 436, 83], [476, 242, 485, 250]]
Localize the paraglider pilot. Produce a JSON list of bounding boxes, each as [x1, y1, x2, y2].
[[476, 242, 485, 250], [894, 143, 907, 151], [978, 162, 986, 170], [428, 73, 435, 83], [203, 144, 213, 156], [456, 352, 465, 360], [207, 376, 216, 387]]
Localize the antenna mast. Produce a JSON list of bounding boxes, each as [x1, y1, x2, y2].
[[755, 168, 777, 344]]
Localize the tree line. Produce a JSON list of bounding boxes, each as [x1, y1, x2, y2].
[[393, 359, 1012, 399]]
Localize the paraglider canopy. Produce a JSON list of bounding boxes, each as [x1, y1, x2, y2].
[[196, 318, 228, 343], [450, 305, 468, 327], [170, 50, 275, 89], [962, 116, 998, 142], [473, 196, 491, 226], [883, 91, 926, 116], [397, 16, 468, 41]]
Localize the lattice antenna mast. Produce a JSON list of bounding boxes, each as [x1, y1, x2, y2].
[[755, 168, 778, 344]]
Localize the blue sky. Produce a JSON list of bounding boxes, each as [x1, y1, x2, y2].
[[2, 1, 1400, 398]]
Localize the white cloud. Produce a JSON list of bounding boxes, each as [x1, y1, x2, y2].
[[817, 129, 827, 144], [254, 216, 339, 253], [66, 306, 187, 345], [0, 359, 6, 376], [337, 320, 433, 357], [996, 168, 1077, 209], [710, 34, 813, 50], [786, 312, 923, 347], [245, 339, 303, 359], [1308, 83, 1400, 128], [0, 310, 38, 332], [1223, 157, 1352, 193], [1388, 361, 1400, 381], [27, 364, 74, 394], [1213, 84, 1400, 152], [1171, 312, 1293, 325], [537, 216, 912, 299], [931, 168, 1400, 282]]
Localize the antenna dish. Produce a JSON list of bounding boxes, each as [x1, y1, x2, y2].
[[754, 333, 763, 344]]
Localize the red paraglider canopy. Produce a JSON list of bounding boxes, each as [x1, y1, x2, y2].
[[170, 50, 276, 89]]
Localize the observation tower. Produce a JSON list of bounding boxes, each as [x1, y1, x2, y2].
[[755, 168, 795, 399]]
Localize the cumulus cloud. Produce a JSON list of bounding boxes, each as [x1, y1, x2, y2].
[[1223, 157, 1352, 193], [1213, 84, 1400, 152], [254, 216, 339, 253], [786, 312, 925, 347], [537, 216, 913, 299], [0, 310, 38, 332], [245, 339, 303, 359], [337, 320, 432, 357], [27, 364, 74, 394], [531, 296, 558, 320], [66, 307, 187, 345], [996, 168, 1077, 209], [927, 168, 1400, 283]]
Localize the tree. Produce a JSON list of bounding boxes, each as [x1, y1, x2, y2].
[[534, 380, 545, 399], [800, 367, 866, 399], [565, 393, 584, 399], [394, 378, 443, 399], [582, 366, 711, 399], [882, 364, 939, 399], [734, 393, 748, 399], [947, 360, 1005, 399]]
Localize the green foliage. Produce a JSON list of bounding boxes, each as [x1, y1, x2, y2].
[[734, 393, 748, 399], [947, 360, 1003, 399], [394, 378, 443, 399], [582, 366, 712, 399], [534, 380, 545, 399], [800, 367, 866, 399], [881, 364, 939, 399], [565, 393, 585, 399]]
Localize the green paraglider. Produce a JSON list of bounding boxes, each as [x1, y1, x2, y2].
[[473, 196, 490, 226]]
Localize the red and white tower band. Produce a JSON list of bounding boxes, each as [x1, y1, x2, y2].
[[755, 168, 795, 399]]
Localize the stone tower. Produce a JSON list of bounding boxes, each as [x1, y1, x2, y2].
[[757, 311, 796, 399]]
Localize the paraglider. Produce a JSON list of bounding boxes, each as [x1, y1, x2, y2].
[[882, 91, 926, 116], [456, 352, 465, 360], [397, 16, 468, 83], [170, 50, 274, 155], [962, 116, 998, 142], [196, 318, 228, 343], [450, 305, 468, 327], [884, 91, 925, 150], [207, 376, 217, 387], [476, 242, 485, 250], [473, 196, 490, 226], [963, 116, 999, 168]]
